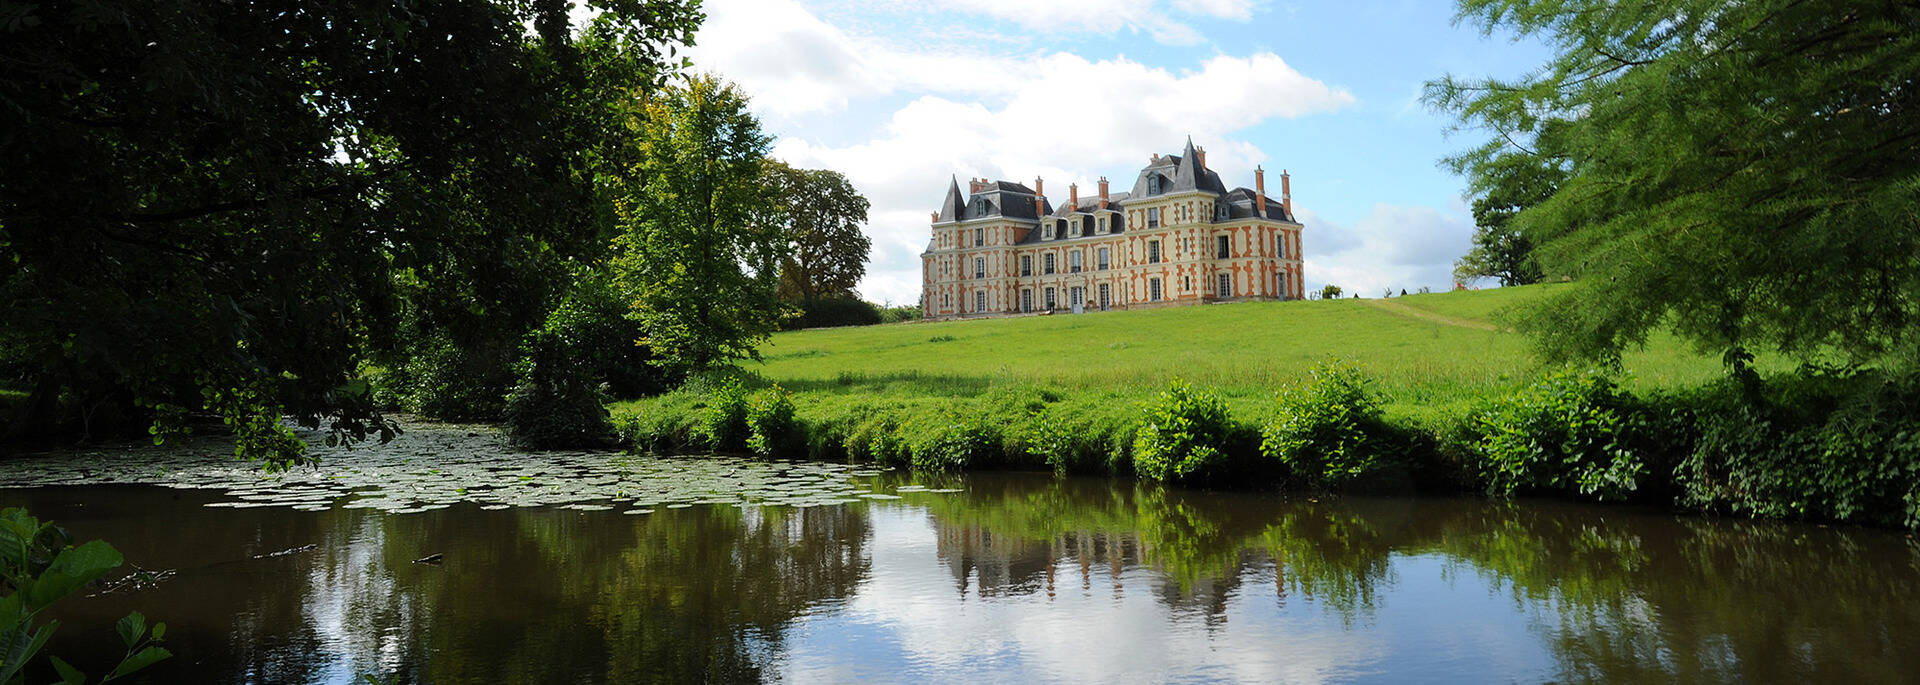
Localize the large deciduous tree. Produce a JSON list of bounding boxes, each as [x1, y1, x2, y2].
[[0, 1, 701, 463], [614, 75, 787, 374], [1427, 0, 1920, 365], [762, 161, 872, 304]]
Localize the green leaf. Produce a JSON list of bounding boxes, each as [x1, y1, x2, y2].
[[27, 541, 122, 610], [49, 655, 86, 685], [0, 621, 58, 685], [102, 646, 171, 682], [115, 612, 146, 648], [151, 622, 166, 640]]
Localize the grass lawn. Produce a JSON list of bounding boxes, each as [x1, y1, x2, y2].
[[688, 283, 1764, 423]]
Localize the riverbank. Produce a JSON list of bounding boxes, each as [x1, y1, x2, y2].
[[609, 286, 1920, 530]]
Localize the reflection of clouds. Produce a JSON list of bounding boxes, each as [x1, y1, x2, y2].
[[301, 515, 413, 683], [778, 507, 1397, 684]]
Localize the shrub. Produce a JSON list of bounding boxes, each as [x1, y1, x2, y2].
[[907, 414, 997, 471], [1260, 360, 1393, 488], [746, 385, 802, 457], [504, 378, 611, 449], [1025, 397, 1139, 475], [1464, 369, 1649, 500], [504, 291, 621, 449], [694, 379, 750, 452], [1132, 379, 1237, 484], [390, 335, 515, 421], [1678, 369, 1920, 528], [782, 297, 882, 330]]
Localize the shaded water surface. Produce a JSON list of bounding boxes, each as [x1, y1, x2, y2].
[[4, 448, 1918, 683]]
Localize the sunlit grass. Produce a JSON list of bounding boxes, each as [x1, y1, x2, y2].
[[711, 284, 1754, 423]]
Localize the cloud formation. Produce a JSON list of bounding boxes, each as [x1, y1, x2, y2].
[[688, 0, 1357, 303]]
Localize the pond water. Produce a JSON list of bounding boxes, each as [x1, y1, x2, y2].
[[3, 424, 1917, 683]]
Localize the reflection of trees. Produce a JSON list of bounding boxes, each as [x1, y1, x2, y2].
[[393, 504, 873, 684], [916, 476, 1920, 681], [34, 485, 872, 683], [24, 475, 1920, 683]]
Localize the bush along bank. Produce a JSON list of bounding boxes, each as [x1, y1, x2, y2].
[[611, 363, 1920, 530]]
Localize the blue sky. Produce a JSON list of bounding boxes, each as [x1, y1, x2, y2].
[[684, 0, 1553, 303]]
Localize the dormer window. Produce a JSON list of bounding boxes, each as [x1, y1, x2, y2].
[[1097, 216, 1109, 234], [1148, 175, 1161, 194], [1070, 220, 1081, 238], [1043, 222, 1055, 240]]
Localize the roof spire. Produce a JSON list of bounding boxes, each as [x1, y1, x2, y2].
[[936, 175, 966, 223]]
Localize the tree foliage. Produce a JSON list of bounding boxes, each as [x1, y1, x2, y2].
[[1428, 0, 1920, 364], [0, 1, 702, 462], [762, 161, 872, 304], [614, 75, 787, 374], [1453, 134, 1565, 286]]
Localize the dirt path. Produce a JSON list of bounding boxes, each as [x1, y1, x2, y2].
[[1362, 298, 1501, 332]]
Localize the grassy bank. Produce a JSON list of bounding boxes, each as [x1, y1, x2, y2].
[[611, 285, 1920, 529]]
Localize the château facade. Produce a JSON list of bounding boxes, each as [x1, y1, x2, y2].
[[921, 139, 1303, 319]]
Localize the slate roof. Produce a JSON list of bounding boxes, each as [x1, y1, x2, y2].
[[934, 177, 1048, 222], [936, 139, 1292, 228]]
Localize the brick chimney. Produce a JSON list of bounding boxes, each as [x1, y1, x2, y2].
[[1098, 176, 1109, 209], [930, 211, 939, 222], [1195, 146, 1206, 168], [1069, 182, 1079, 210], [1281, 169, 1292, 218], [1255, 165, 1267, 217], [970, 178, 986, 194], [1034, 176, 1046, 216]]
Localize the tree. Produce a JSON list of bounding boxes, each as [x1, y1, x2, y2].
[[1453, 142, 1565, 286], [1428, 0, 1920, 365], [615, 75, 789, 374], [0, 1, 700, 462], [763, 161, 872, 304], [1319, 284, 1344, 300]]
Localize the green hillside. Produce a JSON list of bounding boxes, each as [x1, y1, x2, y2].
[[737, 283, 1748, 419]]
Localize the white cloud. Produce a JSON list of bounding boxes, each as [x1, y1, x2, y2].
[[1298, 203, 1475, 297], [690, 0, 1360, 304], [1173, 0, 1257, 21]]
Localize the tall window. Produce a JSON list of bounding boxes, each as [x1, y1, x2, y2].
[[1044, 253, 1056, 275], [975, 290, 986, 312], [1020, 255, 1032, 277], [974, 257, 984, 279], [1217, 235, 1231, 259], [1021, 288, 1033, 312], [1149, 278, 1162, 302], [1276, 270, 1286, 298], [1098, 283, 1111, 310], [1070, 286, 1084, 309], [1147, 240, 1161, 264], [1148, 175, 1161, 194], [1219, 273, 1233, 297], [1069, 251, 1082, 273], [974, 227, 984, 247], [1045, 287, 1057, 310], [1097, 247, 1110, 270], [1277, 233, 1288, 259], [1147, 207, 1160, 228]]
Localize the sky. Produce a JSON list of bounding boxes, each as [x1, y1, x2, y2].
[[681, 0, 1555, 304]]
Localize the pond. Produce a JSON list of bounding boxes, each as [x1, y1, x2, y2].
[[3, 424, 1917, 683]]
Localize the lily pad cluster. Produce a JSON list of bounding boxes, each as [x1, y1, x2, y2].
[[0, 422, 948, 514]]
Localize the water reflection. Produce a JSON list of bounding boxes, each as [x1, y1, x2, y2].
[[7, 470, 1918, 683]]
